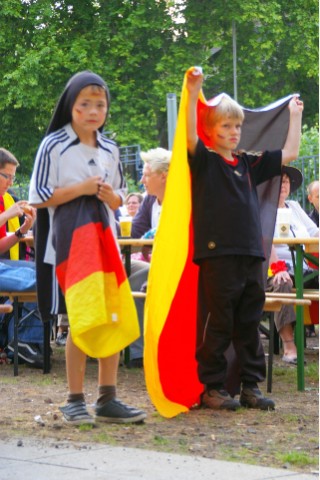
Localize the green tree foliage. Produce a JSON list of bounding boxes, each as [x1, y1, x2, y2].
[[0, 0, 318, 179], [300, 125, 319, 157]]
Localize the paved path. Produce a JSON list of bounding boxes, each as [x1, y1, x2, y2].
[[0, 439, 317, 480]]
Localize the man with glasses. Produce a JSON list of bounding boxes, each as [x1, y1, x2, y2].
[[0, 147, 45, 369], [0, 148, 33, 257]]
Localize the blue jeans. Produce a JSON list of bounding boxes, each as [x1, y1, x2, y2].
[[0, 260, 40, 345], [0, 260, 36, 291]]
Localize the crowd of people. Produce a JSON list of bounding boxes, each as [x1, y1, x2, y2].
[[0, 67, 318, 425]]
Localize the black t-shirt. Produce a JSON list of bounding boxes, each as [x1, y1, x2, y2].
[[188, 140, 282, 263]]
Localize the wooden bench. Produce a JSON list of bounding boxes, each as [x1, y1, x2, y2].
[[266, 290, 319, 302], [0, 291, 51, 376], [263, 295, 312, 392], [0, 289, 150, 374], [132, 292, 312, 392]]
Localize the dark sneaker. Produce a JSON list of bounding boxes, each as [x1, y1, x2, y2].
[[240, 387, 275, 410], [7, 341, 44, 369], [59, 401, 94, 425], [202, 389, 241, 411], [95, 398, 147, 424], [55, 331, 68, 347]]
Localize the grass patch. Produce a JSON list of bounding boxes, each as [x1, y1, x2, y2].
[[281, 413, 300, 422], [153, 435, 170, 446], [78, 423, 95, 432], [0, 377, 20, 385], [217, 446, 258, 464], [273, 365, 296, 381], [275, 450, 318, 467], [92, 432, 118, 444], [28, 376, 60, 386], [273, 360, 318, 387], [305, 362, 319, 383]]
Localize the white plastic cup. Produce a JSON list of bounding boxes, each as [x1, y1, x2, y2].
[[276, 208, 292, 238]]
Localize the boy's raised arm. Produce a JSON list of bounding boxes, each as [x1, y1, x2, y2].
[[281, 96, 304, 165], [186, 68, 204, 157]]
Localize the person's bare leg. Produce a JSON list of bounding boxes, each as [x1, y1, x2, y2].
[[280, 323, 297, 358], [65, 334, 87, 393], [98, 353, 119, 386], [95, 352, 147, 423], [59, 335, 93, 424]]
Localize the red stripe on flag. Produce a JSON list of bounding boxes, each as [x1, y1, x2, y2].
[[56, 222, 126, 293], [158, 221, 203, 408]]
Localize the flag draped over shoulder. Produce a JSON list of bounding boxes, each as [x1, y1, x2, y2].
[[3, 192, 20, 260], [145, 67, 295, 418], [53, 196, 139, 358], [144, 73, 202, 419]]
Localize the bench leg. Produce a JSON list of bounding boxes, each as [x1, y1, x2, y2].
[[13, 297, 20, 376], [273, 324, 280, 355], [267, 313, 275, 393], [43, 319, 51, 374]]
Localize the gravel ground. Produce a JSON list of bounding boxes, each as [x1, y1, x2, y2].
[[0, 332, 318, 475]]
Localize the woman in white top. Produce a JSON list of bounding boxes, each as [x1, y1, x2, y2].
[[268, 166, 319, 363]]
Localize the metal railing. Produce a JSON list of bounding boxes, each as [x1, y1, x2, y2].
[[119, 144, 142, 186], [289, 155, 319, 211]]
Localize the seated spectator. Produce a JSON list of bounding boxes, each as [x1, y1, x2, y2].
[[127, 148, 171, 368], [267, 166, 319, 363], [305, 179, 319, 337], [124, 192, 144, 217], [307, 180, 319, 227], [0, 147, 44, 368], [132, 148, 171, 238]]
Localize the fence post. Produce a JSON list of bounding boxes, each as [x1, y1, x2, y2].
[[167, 93, 177, 150]]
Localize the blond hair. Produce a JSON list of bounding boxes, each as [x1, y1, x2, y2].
[[202, 96, 244, 130], [140, 148, 171, 174]]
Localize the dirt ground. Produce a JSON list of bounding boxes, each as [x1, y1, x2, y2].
[[0, 333, 318, 475]]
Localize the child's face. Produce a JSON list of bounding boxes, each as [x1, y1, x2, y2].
[[208, 117, 242, 153], [71, 85, 108, 136]]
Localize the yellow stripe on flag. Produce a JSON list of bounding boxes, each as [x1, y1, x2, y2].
[[3, 192, 20, 260], [66, 271, 139, 358], [144, 71, 197, 418]]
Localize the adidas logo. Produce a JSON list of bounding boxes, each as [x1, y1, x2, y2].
[[88, 158, 96, 166]]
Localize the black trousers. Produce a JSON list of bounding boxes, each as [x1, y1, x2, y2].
[[196, 255, 266, 389]]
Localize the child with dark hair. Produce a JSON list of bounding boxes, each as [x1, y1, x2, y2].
[[29, 71, 146, 425]]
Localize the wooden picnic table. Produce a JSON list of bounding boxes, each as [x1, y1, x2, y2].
[[272, 237, 319, 391]]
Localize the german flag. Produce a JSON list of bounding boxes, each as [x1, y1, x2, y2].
[[3, 192, 20, 260], [145, 67, 294, 418], [54, 195, 139, 358], [144, 71, 203, 418]]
